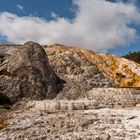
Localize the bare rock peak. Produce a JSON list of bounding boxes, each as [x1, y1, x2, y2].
[[0, 41, 65, 103]]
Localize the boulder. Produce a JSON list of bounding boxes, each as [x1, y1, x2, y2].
[[0, 41, 65, 103]]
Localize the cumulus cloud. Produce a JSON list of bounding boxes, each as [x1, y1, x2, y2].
[[0, 0, 140, 51], [16, 4, 24, 11], [51, 12, 58, 18]]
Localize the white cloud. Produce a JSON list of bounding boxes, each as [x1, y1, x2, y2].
[[16, 4, 24, 11], [51, 12, 58, 18], [0, 0, 140, 52]]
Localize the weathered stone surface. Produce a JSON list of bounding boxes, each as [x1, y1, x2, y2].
[[45, 45, 117, 100], [45, 44, 140, 88], [80, 88, 140, 107], [1, 107, 140, 140], [0, 41, 65, 103], [27, 99, 99, 112]]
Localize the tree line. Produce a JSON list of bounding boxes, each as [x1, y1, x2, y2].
[[123, 51, 140, 64]]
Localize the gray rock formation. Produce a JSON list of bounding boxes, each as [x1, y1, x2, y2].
[[46, 48, 116, 100], [0, 41, 65, 103]]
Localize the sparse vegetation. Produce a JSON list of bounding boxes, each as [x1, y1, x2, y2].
[[123, 51, 140, 64]]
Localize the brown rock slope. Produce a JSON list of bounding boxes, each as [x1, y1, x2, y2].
[[44, 44, 140, 88], [0, 41, 65, 103]]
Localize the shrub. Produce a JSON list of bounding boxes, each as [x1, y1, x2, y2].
[[123, 51, 140, 64]]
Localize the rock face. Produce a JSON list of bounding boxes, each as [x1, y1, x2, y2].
[[45, 44, 140, 88], [0, 41, 65, 103], [45, 44, 116, 99]]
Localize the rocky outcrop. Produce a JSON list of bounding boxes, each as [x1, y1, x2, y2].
[[0, 42, 140, 103], [45, 44, 140, 88], [0, 41, 65, 103], [80, 88, 140, 107], [1, 42, 140, 140], [45, 44, 116, 99]]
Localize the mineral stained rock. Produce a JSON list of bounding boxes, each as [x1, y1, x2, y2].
[[45, 44, 140, 88], [45, 44, 116, 100], [0, 41, 65, 103]]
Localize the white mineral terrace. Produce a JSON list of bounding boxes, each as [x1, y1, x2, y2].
[[27, 99, 99, 112]]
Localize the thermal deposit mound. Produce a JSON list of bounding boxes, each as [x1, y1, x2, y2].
[[0, 42, 140, 140], [45, 44, 140, 88]]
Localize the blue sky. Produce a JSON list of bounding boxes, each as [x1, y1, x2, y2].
[[0, 0, 75, 19], [0, 0, 140, 56]]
